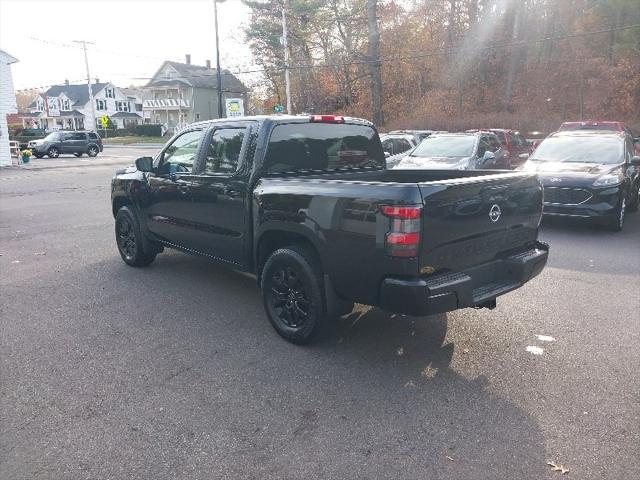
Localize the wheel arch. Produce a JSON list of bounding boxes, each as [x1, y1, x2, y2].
[[112, 195, 132, 218]]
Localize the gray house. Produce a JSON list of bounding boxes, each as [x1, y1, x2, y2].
[[143, 55, 247, 133]]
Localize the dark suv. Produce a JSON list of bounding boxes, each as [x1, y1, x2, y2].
[[28, 131, 103, 158]]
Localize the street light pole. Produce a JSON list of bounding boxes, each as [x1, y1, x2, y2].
[[214, 0, 224, 118], [281, 3, 292, 114], [73, 40, 97, 130]]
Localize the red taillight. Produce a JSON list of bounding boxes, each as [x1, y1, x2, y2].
[[380, 205, 421, 219], [380, 204, 422, 258], [310, 114, 345, 123]]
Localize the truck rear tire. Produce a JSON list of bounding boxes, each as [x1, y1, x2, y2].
[[261, 245, 326, 344]]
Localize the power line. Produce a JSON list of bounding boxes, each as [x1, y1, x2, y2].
[[15, 23, 640, 92]]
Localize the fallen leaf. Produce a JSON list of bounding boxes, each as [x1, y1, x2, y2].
[[547, 461, 569, 474], [526, 345, 544, 355], [34, 252, 46, 256], [404, 381, 416, 388], [446, 455, 454, 461], [421, 364, 438, 378], [397, 347, 404, 356], [11, 260, 20, 264], [463, 348, 469, 354], [535, 334, 555, 342]]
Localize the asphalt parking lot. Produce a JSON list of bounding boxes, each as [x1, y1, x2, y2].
[[1, 147, 639, 479]]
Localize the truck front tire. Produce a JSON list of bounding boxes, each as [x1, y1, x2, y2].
[[261, 245, 326, 344], [115, 206, 157, 267]]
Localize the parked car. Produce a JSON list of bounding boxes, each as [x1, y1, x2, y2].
[[379, 133, 417, 158], [28, 131, 103, 158], [467, 128, 533, 168], [111, 114, 548, 344], [10, 128, 47, 150], [389, 129, 435, 144], [524, 131, 640, 231], [394, 132, 509, 170], [558, 120, 640, 154]]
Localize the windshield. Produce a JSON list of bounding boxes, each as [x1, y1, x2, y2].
[[531, 136, 623, 164], [410, 135, 475, 158], [43, 133, 59, 141]]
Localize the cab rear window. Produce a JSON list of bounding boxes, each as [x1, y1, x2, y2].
[[264, 123, 385, 174]]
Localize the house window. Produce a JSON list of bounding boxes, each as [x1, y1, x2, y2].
[[105, 88, 115, 98], [195, 113, 201, 121], [36, 99, 44, 111], [135, 103, 142, 112], [61, 99, 70, 111], [116, 101, 130, 112], [96, 99, 107, 110]]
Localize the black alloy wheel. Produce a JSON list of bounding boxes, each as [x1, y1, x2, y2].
[[114, 206, 157, 266], [261, 246, 326, 344]]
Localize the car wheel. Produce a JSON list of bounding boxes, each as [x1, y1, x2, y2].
[[607, 196, 626, 232], [74, 153, 83, 157], [261, 245, 326, 344], [115, 206, 157, 267], [87, 146, 99, 157], [47, 147, 59, 158], [627, 182, 639, 212]]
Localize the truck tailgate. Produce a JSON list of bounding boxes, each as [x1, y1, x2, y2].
[[417, 172, 543, 273]]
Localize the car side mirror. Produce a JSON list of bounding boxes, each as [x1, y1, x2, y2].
[[482, 151, 496, 161], [630, 156, 640, 166], [384, 151, 391, 158], [135, 156, 154, 172]]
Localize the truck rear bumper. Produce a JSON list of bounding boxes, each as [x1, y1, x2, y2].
[[379, 241, 549, 316]]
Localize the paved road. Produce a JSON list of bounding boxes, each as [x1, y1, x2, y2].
[[1, 150, 638, 479]]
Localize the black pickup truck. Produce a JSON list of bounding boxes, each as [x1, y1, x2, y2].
[[111, 115, 548, 344]]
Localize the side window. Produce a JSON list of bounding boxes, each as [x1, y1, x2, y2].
[[381, 139, 394, 154], [204, 128, 246, 175], [488, 136, 501, 152], [477, 137, 490, 156], [60, 133, 73, 141], [88, 132, 99, 140], [394, 138, 412, 153], [159, 129, 203, 175], [71, 132, 86, 141], [513, 133, 526, 147]]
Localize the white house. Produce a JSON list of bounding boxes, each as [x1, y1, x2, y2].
[[0, 49, 19, 166], [23, 81, 143, 131]]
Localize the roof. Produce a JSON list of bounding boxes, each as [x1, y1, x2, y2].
[[0, 49, 18, 64], [148, 61, 247, 92], [111, 112, 142, 118], [31, 83, 109, 107], [550, 130, 624, 138], [59, 110, 85, 117], [20, 112, 42, 118]]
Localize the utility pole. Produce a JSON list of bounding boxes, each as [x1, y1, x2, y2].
[[281, 2, 292, 114], [367, 0, 384, 125], [73, 40, 97, 131], [214, 0, 225, 118]]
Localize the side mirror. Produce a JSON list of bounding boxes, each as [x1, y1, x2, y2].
[[482, 151, 496, 161], [630, 156, 640, 166], [135, 156, 154, 172], [384, 151, 391, 158]]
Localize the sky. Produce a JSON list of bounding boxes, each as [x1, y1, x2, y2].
[[0, 0, 255, 91]]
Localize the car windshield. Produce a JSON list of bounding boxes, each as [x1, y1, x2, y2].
[[530, 136, 623, 164], [410, 135, 475, 158], [43, 133, 59, 141]]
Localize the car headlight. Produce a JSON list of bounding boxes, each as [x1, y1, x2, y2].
[[593, 173, 623, 187]]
